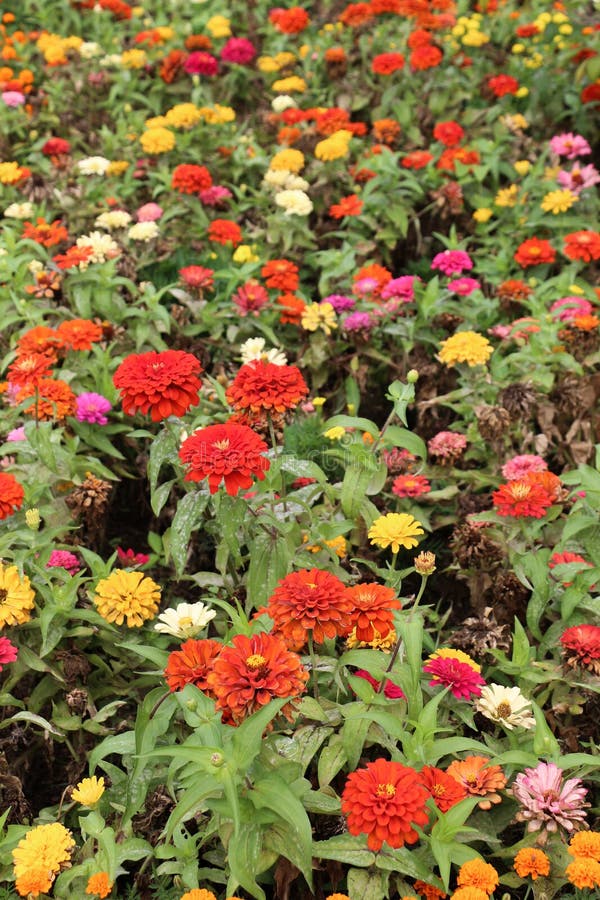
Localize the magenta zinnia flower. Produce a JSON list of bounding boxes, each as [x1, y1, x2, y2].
[[0, 636, 18, 670], [46, 550, 81, 575], [381, 275, 419, 302], [430, 250, 473, 276], [220, 37, 256, 65], [76, 392, 112, 425], [512, 762, 588, 838], [549, 132, 591, 159], [423, 655, 485, 700]]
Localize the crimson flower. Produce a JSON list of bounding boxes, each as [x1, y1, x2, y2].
[[560, 624, 600, 675], [0, 473, 24, 521], [113, 350, 202, 421], [179, 423, 270, 495]]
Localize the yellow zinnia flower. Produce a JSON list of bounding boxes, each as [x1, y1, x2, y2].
[[71, 776, 105, 807], [323, 426, 345, 441], [301, 302, 337, 335], [93, 570, 161, 627], [438, 331, 493, 367], [315, 129, 352, 162], [232, 244, 260, 263], [206, 15, 231, 38], [270, 148, 305, 173], [165, 103, 203, 129], [514, 160, 531, 176], [472, 207, 493, 223], [13, 823, 75, 898], [0, 563, 35, 627], [0, 161, 27, 185], [368, 513, 424, 553], [121, 48, 146, 68], [540, 189, 578, 214], [495, 185, 518, 207], [140, 127, 175, 155], [106, 160, 129, 176], [272, 75, 307, 93]]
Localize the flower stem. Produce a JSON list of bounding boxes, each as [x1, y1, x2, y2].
[[307, 631, 320, 701]]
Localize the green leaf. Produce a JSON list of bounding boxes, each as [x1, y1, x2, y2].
[[231, 698, 288, 771], [382, 425, 427, 459], [312, 833, 375, 867], [6, 711, 63, 738], [246, 530, 293, 610], [341, 463, 377, 519], [151, 478, 175, 517], [348, 867, 388, 900], [227, 823, 266, 900], [318, 734, 347, 787], [165, 774, 221, 840], [170, 490, 210, 577], [148, 425, 178, 494], [250, 775, 313, 888], [376, 844, 436, 883]]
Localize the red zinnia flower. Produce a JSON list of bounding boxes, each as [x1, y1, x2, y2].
[[560, 624, 600, 675], [563, 230, 600, 263], [341, 758, 430, 851], [179, 265, 214, 290], [408, 29, 433, 48], [487, 74, 519, 97], [277, 293, 306, 324], [269, 6, 310, 33], [53, 245, 94, 270], [159, 49, 188, 83], [492, 480, 554, 518], [423, 655, 485, 699], [338, 2, 374, 27], [226, 359, 308, 415], [513, 238, 556, 268], [17, 379, 76, 420], [206, 632, 309, 724], [420, 765, 468, 812], [7, 352, 54, 388], [329, 194, 363, 219], [345, 582, 401, 642], [433, 120, 464, 147], [113, 350, 202, 422], [164, 638, 222, 692], [402, 150, 434, 169], [171, 164, 213, 194], [56, 318, 103, 351], [21, 217, 68, 248], [549, 551, 593, 587], [261, 259, 299, 292], [42, 137, 71, 156], [0, 472, 24, 520], [232, 280, 269, 316], [179, 423, 270, 495], [207, 219, 242, 246], [516, 24, 540, 38], [392, 474, 431, 497], [410, 45, 443, 70], [371, 52, 405, 75], [267, 568, 352, 647], [0, 636, 18, 670]]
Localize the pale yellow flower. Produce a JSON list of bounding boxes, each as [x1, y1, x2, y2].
[[541, 189, 578, 214], [323, 426, 345, 441], [71, 776, 105, 807], [301, 302, 337, 335]]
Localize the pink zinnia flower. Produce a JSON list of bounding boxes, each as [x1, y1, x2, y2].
[[549, 132, 591, 159], [46, 550, 81, 575], [76, 392, 112, 425], [2, 91, 25, 107], [343, 311, 373, 332], [428, 430, 467, 462], [322, 294, 355, 312], [512, 762, 589, 836], [501, 454, 547, 481], [353, 277, 379, 296], [184, 52, 219, 76], [431, 250, 473, 276], [354, 669, 406, 700], [423, 655, 485, 700], [136, 202, 163, 222], [550, 297, 594, 322], [220, 37, 256, 65], [6, 427, 26, 442], [232, 280, 269, 316], [198, 185, 232, 207], [117, 547, 150, 566], [0, 636, 18, 671], [447, 277, 480, 296], [557, 163, 600, 194], [380, 275, 419, 302]]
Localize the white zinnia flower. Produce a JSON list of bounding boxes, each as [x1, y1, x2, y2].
[[154, 601, 216, 639], [95, 210, 132, 230], [263, 168, 292, 189], [4, 201, 33, 219], [240, 337, 287, 366], [76, 231, 120, 266], [275, 189, 313, 216], [128, 221, 159, 242], [78, 41, 102, 59], [284, 174, 310, 191], [77, 156, 110, 176], [475, 684, 536, 730], [271, 94, 297, 113]]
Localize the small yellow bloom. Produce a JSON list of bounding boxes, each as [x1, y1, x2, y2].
[[302, 302, 337, 335], [121, 48, 146, 68], [541, 189, 578, 215], [25, 509, 40, 531], [272, 76, 306, 93], [232, 244, 259, 264], [0, 563, 35, 627], [516, 86, 529, 97], [206, 15, 231, 38], [270, 148, 305, 173], [495, 185, 519, 207], [568, 284, 585, 295], [472, 207, 493, 223], [312, 397, 326, 407], [439, 331, 493, 367], [71, 776, 105, 807], [93, 570, 161, 627], [165, 103, 202, 129], [559, 24, 572, 35], [0, 161, 27, 185], [140, 127, 175, 155], [323, 426, 345, 441], [514, 160, 531, 176], [512, 43, 525, 54], [315, 130, 352, 162], [368, 513, 424, 553], [106, 160, 129, 176]]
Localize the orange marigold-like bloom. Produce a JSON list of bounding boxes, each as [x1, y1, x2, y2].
[[207, 631, 309, 724], [277, 126, 302, 145], [514, 847, 550, 880], [207, 219, 242, 247], [514, 238, 556, 268], [113, 350, 202, 422], [456, 859, 499, 894], [341, 758, 430, 851], [164, 638, 222, 692], [410, 44, 443, 70], [180, 890, 217, 900], [446, 756, 506, 810], [413, 881, 447, 899], [563, 230, 600, 263], [277, 293, 305, 324], [17, 379, 76, 420], [338, 2, 374, 27], [7, 352, 54, 388], [21, 217, 68, 247], [372, 52, 405, 75], [56, 318, 103, 351], [179, 423, 270, 495], [267, 568, 352, 647], [315, 107, 351, 136], [345, 582, 401, 642], [172, 163, 212, 193], [159, 48, 188, 83], [372, 118, 401, 144], [420, 765, 468, 812], [568, 831, 600, 860], [492, 480, 554, 518], [17, 325, 63, 359], [329, 194, 363, 218], [565, 858, 600, 890], [269, 6, 309, 33], [85, 871, 113, 897], [0, 472, 24, 520], [324, 47, 347, 63], [496, 279, 533, 301], [450, 889, 488, 900], [262, 259, 300, 292], [408, 28, 433, 48], [226, 359, 308, 415]]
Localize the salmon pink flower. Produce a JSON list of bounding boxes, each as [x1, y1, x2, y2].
[[512, 762, 588, 837]]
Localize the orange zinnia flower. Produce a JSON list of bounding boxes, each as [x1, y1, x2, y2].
[[341, 758, 430, 851], [7, 352, 54, 388], [456, 859, 499, 894], [207, 219, 242, 247], [207, 632, 309, 724], [345, 583, 401, 642], [513, 238, 556, 268], [269, 6, 309, 33], [492, 480, 554, 518], [261, 259, 300, 292], [21, 217, 68, 247], [17, 325, 63, 359], [446, 756, 507, 809], [172, 163, 212, 194], [563, 230, 600, 263], [372, 118, 401, 145], [410, 44, 443, 70], [514, 847, 550, 880], [353, 263, 392, 296], [267, 568, 352, 647], [371, 52, 405, 75], [164, 638, 222, 692], [277, 293, 305, 324], [56, 319, 103, 351], [17, 379, 76, 420], [339, 2, 374, 27], [0, 472, 24, 520], [413, 881, 447, 899], [53, 245, 94, 270], [420, 765, 467, 812], [113, 350, 202, 422], [225, 360, 308, 415], [329, 194, 363, 219]]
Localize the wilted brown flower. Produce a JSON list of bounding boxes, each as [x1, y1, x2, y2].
[[451, 607, 511, 658], [499, 382, 537, 420], [476, 405, 511, 441], [451, 523, 503, 570]]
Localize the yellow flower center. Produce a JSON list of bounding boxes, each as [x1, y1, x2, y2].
[[213, 439, 230, 450], [496, 701, 512, 718], [376, 783, 396, 798], [510, 483, 531, 500], [178, 616, 193, 628], [246, 654, 267, 670]]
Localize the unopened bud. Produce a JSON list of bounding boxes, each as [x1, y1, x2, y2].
[[210, 752, 224, 767], [414, 551, 435, 576], [25, 508, 40, 531], [406, 369, 419, 383]]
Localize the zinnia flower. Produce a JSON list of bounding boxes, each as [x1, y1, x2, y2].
[[392, 475, 431, 497], [565, 858, 600, 890], [172, 163, 212, 193], [456, 859, 499, 894], [0, 472, 24, 520], [563, 230, 600, 262], [56, 318, 103, 350], [7, 353, 54, 388], [540, 189, 578, 214], [207, 219, 242, 246], [428, 431, 467, 463], [0, 563, 35, 627], [512, 762, 588, 837], [17, 379, 76, 421], [353, 669, 405, 700], [86, 872, 113, 898], [568, 830, 600, 860], [514, 238, 556, 267], [226, 359, 308, 415], [179, 423, 270, 496], [93, 570, 161, 627], [0, 636, 18, 671], [446, 756, 507, 810], [71, 775, 105, 807], [368, 513, 424, 552], [12, 823, 75, 899], [514, 847, 550, 880], [345, 583, 401, 642], [261, 259, 299, 292], [431, 250, 473, 276], [423, 650, 485, 700], [46, 550, 80, 574], [76, 392, 112, 425], [492, 480, 554, 518], [560, 624, 600, 674], [206, 631, 309, 724], [549, 132, 591, 159], [341, 758, 430, 851], [302, 302, 337, 335], [164, 638, 222, 692], [438, 331, 493, 367], [154, 601, 216, 640], [267, 568, 352, 647], [113, 350, 202, 421], [501, 454, 547, 481], [420, 766, 467, 812], [475, 684, 535, 730]]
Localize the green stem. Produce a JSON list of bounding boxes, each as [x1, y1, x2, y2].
[[267, 414, 288, 514], [307, 631, 320, 701], [411, 575, 429, 619], [371, 408, 396, 455]]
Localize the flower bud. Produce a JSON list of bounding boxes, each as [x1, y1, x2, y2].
[[25, 508, 41, 531], [414, 551, 436, 575], [406, 369, 419, 383]]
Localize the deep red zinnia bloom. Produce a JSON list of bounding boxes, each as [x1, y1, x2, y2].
[[487, 74, 519, 97], [433, 120, 464, 147], [392, 474, 431, 498], [42, 137, 71, 156], [226, 359, 308, 415], [171, 164, 213, 194], [179, 423, 270, 495], [371, 52, 405, 75], [269, 6, 310, 33], [164, 638, 222, 692], [345, 583, 401, 642], [563, 231, 600, 263], [113, 350, 202, 422], [206, 631, 309, 724], [492, 480, 554, 518], [207, 219, 242, 246], [423, 656, 485, 699], [514, 238, 556, 268], [560, 624, 600, 675], [420, 765, 468, 812], [0, 472, 25, 520], [410, 44, 443, 70], [341, 758, 430, 851], [267, 568, 352, 647]]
